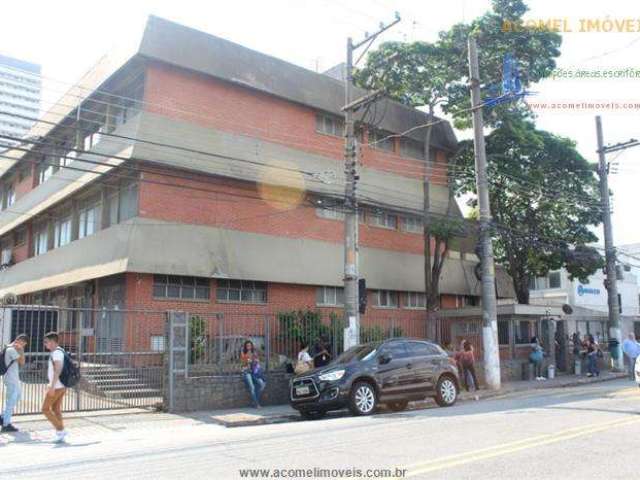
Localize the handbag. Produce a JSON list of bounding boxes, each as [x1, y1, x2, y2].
[[294, 361, 311, 375]]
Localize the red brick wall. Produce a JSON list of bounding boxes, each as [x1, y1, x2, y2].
[[14, 164, 36, 200], [138, 166, 437, 254], [142, 61, 448, 185]]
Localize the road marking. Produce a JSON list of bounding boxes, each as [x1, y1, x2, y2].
[[397, 416, 640, 478]]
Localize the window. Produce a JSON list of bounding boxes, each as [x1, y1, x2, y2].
[[118, 181, 138, 222], [79, 204, 100, 239], [34, 226, 48, 256], [14, 228, 26, 247], [60, 147, 77, 167], [375, 290, 399, 308], [498, 320, 509, 345], [153, 275, 210, 300], [5, 184, 15, 208], [407, 341, 441, 356], [369, 211, 398, 229], [38, 162, 54, 184], [316, 113, 344, 137], [369, 129, 395, 152], [403, 216, 423, 233], [379, 341, 409, 359], [150, 335, 165, 352], [217, 279, 267, 303], [548, 271, 561, 289], [316, 286, 344, 306], [515, 321, 536, 344], [316, 207, 345, 221], [405, 292, 426, 309], [83, 130, 102, 151], [53, 216, 72, 248], [399, 138, 425, 160]]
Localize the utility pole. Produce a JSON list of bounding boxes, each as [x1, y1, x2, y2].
[[467, 35, 501, 390], [343, 14, 400, 350], [595, 116, 640, 371]]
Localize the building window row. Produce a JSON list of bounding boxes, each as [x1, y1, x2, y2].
[[529, 271, 562, 290], [315, 202, 424, 235], [217, 279, 268, 303], [153, 275, 210, 300]]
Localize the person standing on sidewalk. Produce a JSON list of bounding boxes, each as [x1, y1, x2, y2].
[[1, 334, 28, 433], [42, 332, 67, 442], [529, 337, 545, 381], [622, 333, 640, 380], [456, 340, 480, 393], [585, 334, 600, 378]]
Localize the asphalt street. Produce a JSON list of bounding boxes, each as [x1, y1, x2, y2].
[[1, 379, 639, 480]]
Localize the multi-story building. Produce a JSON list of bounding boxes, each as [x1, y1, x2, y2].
[[0, 54, 41, 148], [0, 17, 513, 351], [529, 267, 639, 341]]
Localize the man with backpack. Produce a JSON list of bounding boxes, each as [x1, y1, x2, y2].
[[1, 334, 28, 433], [43, 331, 69, 442]]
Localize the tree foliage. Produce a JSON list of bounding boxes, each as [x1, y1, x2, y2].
[[454, 115, 603, 303]]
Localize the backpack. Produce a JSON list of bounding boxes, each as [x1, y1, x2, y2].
[[0, 347, 16, 376], [51, 347, 81, 388]]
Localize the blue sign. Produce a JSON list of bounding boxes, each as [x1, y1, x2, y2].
[[577, 284, 600, 296]]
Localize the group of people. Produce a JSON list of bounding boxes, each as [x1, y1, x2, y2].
[[240, 337, 333, 408], [571, 333, 603, 377], [1, 332, 70, 442]]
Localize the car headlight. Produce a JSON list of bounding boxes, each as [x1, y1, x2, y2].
[[318, 369, 346, 382]]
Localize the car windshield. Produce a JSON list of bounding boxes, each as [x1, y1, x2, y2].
[[333, 343, 379, 364]]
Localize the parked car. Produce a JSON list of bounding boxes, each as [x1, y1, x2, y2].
[[290, 338, 460, 419]]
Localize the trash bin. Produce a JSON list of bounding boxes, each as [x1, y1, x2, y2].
[[547, 364, 556, 380], [522, 362, 534, 381], [609, 339, 620, 360]]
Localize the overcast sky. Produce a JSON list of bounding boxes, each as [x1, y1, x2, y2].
[[1, 0, 640, 246]]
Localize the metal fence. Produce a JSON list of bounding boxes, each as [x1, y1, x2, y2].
[[0, 306, 165, 415], [185, 310, 435, 377]]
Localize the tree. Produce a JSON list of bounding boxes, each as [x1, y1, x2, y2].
[[454, 114, 603, 304], [354, 0, 562, 317]]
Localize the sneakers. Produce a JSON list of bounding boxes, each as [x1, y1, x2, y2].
[[53, 430, 67, 443], [1, 424, 18, 433]]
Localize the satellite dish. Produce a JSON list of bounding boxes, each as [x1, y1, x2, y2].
[[562, 304, 573, 315]]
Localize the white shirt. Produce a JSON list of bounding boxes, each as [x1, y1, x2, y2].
[[298, 350, 312, 364], [48, 349, 65, 389]]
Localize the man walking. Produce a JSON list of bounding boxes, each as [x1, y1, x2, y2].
[[622, 333, 640, 380], [43, 332, 67, 442], [1, 334, 28, 432]]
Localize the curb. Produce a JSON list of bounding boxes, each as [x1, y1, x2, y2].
[[215, 373, 628, 427]]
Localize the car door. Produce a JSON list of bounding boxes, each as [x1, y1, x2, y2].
[[406, 341, 441, 395], [375, 341, 412, 400]]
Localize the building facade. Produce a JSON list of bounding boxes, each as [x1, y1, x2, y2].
[[529, 267, 639, 341], [0, 17, 513, 353], [0, 54, 41, 148]]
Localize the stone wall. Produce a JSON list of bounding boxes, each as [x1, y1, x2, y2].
[[166, 371, 293, 412]]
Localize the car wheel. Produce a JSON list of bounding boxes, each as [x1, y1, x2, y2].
[[300, 410, 326, 420], [349, 381, 377, 416], [434, 375, 458, 407], [387, 400, 409, 412]]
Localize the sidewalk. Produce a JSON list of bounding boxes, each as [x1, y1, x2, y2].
[[7, 371, 627, 433], [196, 370, 629, 427]]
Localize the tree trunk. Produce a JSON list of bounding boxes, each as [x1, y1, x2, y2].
[[424, 105, 435, 339]]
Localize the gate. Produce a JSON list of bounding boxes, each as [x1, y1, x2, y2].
[[0, 306, 166, 415]]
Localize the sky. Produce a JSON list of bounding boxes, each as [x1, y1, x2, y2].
[[1, 0, 640, 246]]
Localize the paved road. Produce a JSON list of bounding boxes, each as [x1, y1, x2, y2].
[[1, 379, 639, 480]]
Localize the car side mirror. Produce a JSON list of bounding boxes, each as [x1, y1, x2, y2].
[[379, 353, 392, 365]]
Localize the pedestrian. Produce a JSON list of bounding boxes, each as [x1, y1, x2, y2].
[[294, 340, 314, 375], [1, 334, 28, 433], [529, 336, 545, 380], [622, 333, 640, 380], [42, 332, 69, 442], [311, 336, 332, 369], [240, 340, 266, 408], [585, 334, 600, 377], [456, 340, 480, 392]]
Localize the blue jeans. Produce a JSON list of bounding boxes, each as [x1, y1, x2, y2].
[[629, 357, 638, 380], [242, 372, 266, 407], [2, 382, 21, 426], [587, 353, 599, 376]]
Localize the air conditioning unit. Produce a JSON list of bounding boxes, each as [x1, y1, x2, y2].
[[1, 248, 12, 266]]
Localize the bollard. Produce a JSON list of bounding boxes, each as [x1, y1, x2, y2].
[[574, 359, 581, 376], [547, 364, 556, 380]]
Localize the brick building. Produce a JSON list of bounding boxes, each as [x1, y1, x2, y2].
[[0, 17, 513, 352]]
